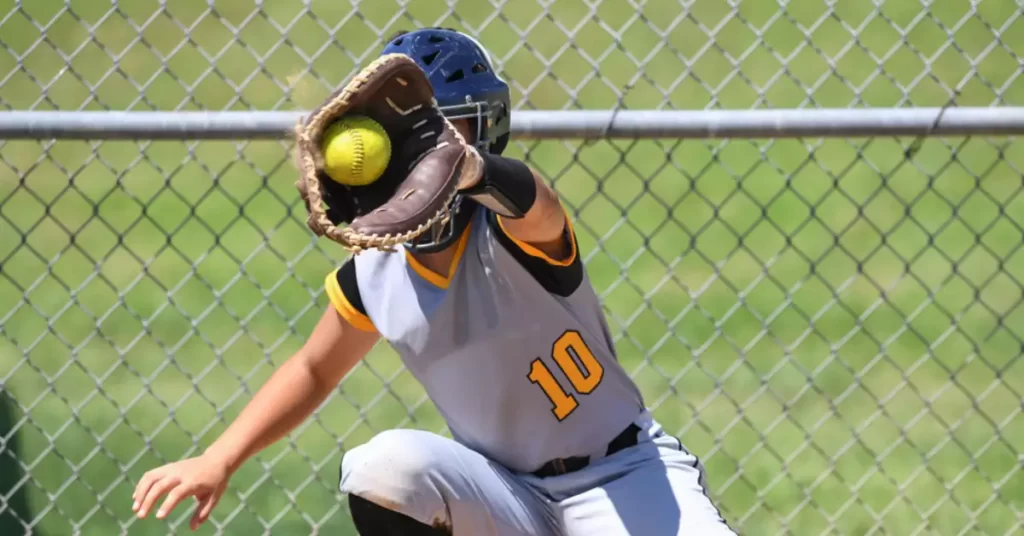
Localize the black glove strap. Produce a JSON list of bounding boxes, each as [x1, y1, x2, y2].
[[461, 152, 537, 219]]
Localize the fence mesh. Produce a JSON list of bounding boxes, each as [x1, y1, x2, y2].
[[1, 0, 1022, 535]]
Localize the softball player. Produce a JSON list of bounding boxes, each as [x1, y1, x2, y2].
[[131, 28, 735, 536]]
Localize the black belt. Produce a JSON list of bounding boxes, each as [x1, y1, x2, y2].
[[531, 423, 641, 478]]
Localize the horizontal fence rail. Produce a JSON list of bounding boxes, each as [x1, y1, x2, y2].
[[2, 108, 1024, 140], [1, 0, 1022, 535]]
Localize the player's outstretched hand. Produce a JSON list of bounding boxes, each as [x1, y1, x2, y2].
[[131, 454, 230, 530]]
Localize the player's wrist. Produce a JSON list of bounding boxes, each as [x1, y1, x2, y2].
[[458, 150, 537, 219], [202, 441, 247, 475], [457, 144, 485, 190]]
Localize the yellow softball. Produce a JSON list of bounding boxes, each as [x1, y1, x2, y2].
[[321, 116, 391, 186]]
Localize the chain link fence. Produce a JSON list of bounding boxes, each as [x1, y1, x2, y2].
[[1, 0, 1022, 535]]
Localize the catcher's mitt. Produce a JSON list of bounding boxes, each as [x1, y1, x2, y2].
[[294, 53, 483, 253]]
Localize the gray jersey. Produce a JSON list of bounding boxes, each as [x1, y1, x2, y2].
[[328, 206, 646, 473]]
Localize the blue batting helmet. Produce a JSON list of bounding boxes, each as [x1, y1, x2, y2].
[[381, 28, 511, 156]]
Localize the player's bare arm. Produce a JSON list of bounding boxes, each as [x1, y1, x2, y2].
[[497, 168, 569, 259], [130, 308, 378, 530], [450, 118, 570, 261]]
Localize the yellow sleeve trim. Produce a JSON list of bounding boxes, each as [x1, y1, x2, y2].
[[496, 210, 578, 267], [324, 269, 376, 333]]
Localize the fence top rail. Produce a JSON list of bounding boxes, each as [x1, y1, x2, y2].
[[0, 107, 1022, 140]]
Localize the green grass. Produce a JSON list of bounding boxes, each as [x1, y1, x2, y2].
[[0, 0, 1022, 534]]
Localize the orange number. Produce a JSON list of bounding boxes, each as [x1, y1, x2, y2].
[[527, 330, 605, 420]]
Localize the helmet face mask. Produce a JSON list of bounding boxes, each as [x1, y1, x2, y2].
[[440, 101, 498, 152], [378, 28, 512, 253], [404, 195, 475, 255]]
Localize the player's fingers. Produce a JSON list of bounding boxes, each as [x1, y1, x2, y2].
[[189, 496, 206, 532], [132, 470, 162, 511], [135, 476, 179, 519], [190, 489, 222, 531], [155, 481, 196, 520], [198, 491, 221, 521]]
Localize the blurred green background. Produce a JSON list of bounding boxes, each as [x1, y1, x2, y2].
[[1, 0, 1022, 534]]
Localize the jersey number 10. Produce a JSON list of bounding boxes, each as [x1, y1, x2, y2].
[[527, 330, 605, 421]]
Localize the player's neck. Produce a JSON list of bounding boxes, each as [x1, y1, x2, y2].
[[409, 245, 459, 280]]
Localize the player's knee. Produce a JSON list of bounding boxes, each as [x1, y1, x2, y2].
[[340, 429, 450, 518], [343, 429, 445, 484]]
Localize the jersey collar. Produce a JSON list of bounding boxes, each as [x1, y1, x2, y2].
[[404, 221, 473, 290]]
